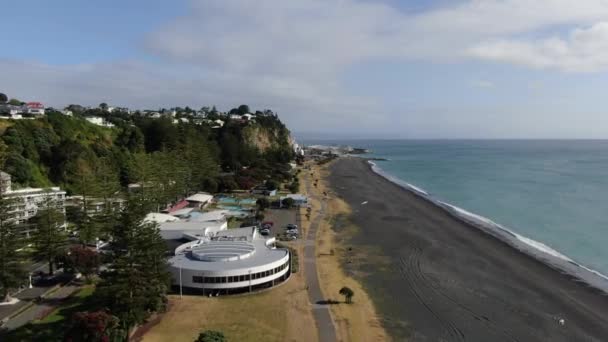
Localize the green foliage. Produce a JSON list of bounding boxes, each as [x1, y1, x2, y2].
[[0, 93, 7, 103], [96, 197, 170, 334], [237, 104, 250, 115], [256, 198, 269, 211], [265, 180, 278, 191], [0, 185, 27, 300], [339, 286, 354, 304], [8, 98, 22, 106], [281, 197, 295, 209], [31, 196, 68, 275], [195, 330, 226, 342], [288, 181, 300, 194]]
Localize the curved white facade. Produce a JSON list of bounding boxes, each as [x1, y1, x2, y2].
[[168, 227, 290, 293]]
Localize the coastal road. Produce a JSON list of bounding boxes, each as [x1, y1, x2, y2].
[[303, 172, 338, 342], [328, 157, 608, 342]]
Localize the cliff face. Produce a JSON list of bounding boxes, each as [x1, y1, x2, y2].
[[242, 123, 292, 152]]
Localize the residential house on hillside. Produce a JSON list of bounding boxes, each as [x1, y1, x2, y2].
[[85, 116, 114, 127], [0, 104, 23, 119], [25, 102, 45, 116]]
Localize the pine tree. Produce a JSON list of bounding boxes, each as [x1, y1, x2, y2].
[[72, 164, 100, 245], [31, 195, 68, 275], [0, 176, 26, 301], [97, 197, 170, 337]]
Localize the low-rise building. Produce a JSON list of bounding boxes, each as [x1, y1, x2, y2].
[[25, 102, 45, 116], [280, 194, 308, 207], [167, 226, 290, 294], [0, 104, 23, 119], [185, 193, 214, 208], [85, 116, 114, 127], [0, 171, 66, 227]]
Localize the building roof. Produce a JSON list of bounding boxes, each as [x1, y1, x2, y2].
[[187, 210, 229, 223], [185, 193, 213, 203], [282, 194, 308, 201], [169, 227, 288, 272], [145, 213, 180, 223], [170, 207, 194, 217]]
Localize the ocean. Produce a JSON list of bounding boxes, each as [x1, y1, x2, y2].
[[301, 139, 608, 286]]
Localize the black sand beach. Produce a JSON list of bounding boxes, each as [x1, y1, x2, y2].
[[328, 157, 608, 341]]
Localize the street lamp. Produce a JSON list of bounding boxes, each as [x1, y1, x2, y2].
[[179, 265, 183, 299]]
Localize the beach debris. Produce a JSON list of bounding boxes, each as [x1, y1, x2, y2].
[[361, 201, 368, 205]]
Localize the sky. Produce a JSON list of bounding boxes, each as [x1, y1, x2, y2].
[[2, 0, 608, 139]]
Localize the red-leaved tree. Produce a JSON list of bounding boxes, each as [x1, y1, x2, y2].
[[65, 310, 120, 342], [66, 246, 100, 280]]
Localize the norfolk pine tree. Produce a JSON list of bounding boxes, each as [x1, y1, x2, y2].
[[97, 196, 170, 338], [31, 195, 68, 275], [0, 174, 27, 301]]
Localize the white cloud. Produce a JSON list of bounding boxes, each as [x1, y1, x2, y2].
[[5, 0, 608, 135], [467, 22, 608, 72]]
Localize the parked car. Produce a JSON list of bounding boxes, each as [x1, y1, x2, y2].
[[260, 228, 270, 236], [262, 221, 274, 227], [286, 224, 298, 230]]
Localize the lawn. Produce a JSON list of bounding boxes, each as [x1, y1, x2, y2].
[[3, 285, 99, 342], [143, 263, 316, 342]]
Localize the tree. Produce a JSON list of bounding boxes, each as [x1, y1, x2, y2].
[[65, 246, 100, 280], [281, 197, 295, 209], [8, 98, 22, 106], [288, 181, 299, 194], [265, 179, 278, 191], [31, 196, 68, 275], [0, 93, 7, 104], [97, 197, 170, 337], [99, 103, 108, 111], [256, 198, 269, 211], [339, 286, 354, 304], [236, 104, 250, 115], [195, 330, 226, 342], [65, 310, 120, 342], [0, 176, 26, 301]]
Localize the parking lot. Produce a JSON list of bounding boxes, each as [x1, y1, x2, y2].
[[262, 208, 298, 240]]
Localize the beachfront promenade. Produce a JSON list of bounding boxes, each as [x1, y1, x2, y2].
[[303, 174, 337, 342]]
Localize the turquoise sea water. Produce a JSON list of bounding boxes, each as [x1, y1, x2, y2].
[[303, 139, 608, 278]]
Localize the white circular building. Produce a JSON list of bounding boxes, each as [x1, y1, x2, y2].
[[168, 226, 291, 294]]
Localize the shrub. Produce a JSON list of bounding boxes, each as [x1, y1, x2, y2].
[[195, 330, 226, 342]]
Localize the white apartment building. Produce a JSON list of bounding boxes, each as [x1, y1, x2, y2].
[[0, 171, 66, 226]]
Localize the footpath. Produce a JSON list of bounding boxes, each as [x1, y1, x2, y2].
[[303, 171, 338, 342]]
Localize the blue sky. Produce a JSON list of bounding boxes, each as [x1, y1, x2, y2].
[[2, 0, 608, 138]]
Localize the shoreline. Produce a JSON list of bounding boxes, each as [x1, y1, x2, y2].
[[327, 156, 608, 341], [367, 160, 608, 295]]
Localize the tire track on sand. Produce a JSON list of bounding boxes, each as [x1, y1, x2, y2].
[[399, 246, 465, 341], [414, 247, 522, 342]]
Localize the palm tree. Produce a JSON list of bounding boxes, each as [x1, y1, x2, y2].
[[339, 286, 354, 304]]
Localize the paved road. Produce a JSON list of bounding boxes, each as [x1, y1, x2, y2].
[[2, 284, 78, 331], [303, 173, 337, 342]]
